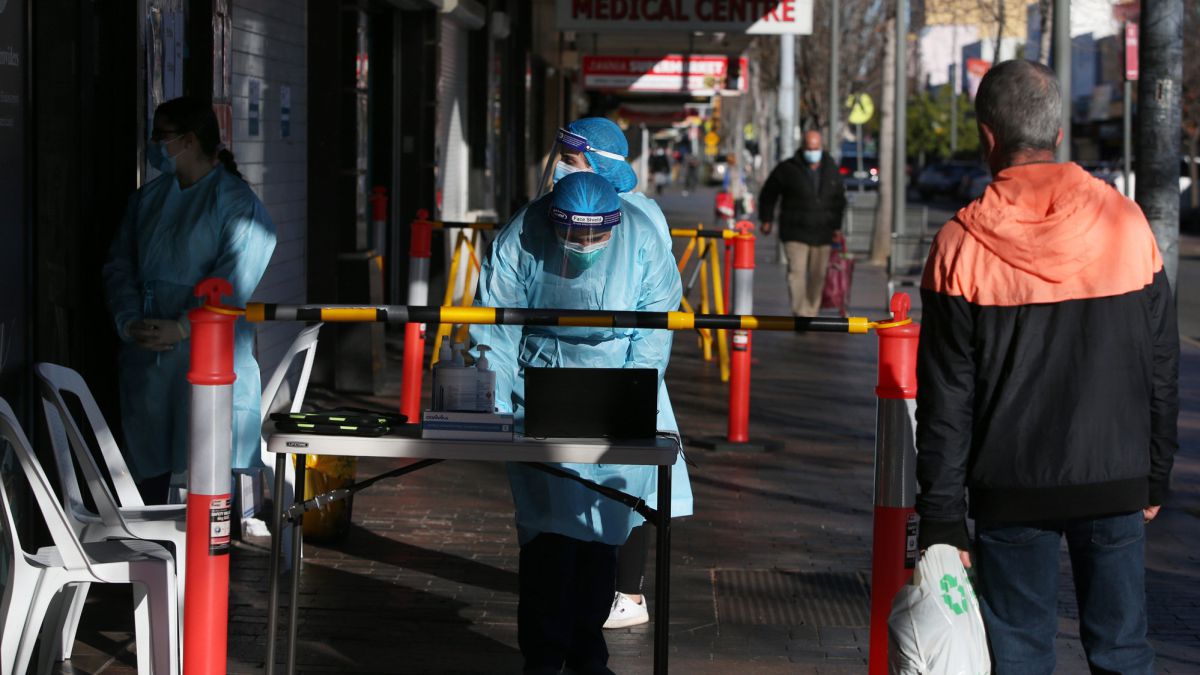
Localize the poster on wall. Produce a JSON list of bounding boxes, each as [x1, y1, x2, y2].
[[145, 0, 186, 178], [248, 78, 261, 137], [280, 85, 291, 138], [0, 0, 27, 408]]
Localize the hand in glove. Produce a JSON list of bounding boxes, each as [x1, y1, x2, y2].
[[126, 319, 189, 351]]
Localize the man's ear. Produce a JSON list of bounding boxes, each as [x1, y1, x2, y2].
[[1055, 127, 1064, 148], [978, 123, 996, 154]]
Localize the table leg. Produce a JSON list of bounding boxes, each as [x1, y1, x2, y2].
[[654, 463, 672, 675], [265, 453, 287, 675], [285, 453, 307, 675]]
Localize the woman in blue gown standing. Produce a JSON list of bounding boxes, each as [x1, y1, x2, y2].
[[103, 97, 276, 503]]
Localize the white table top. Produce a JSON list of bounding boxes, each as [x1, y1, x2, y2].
[[264, 423, 680, 465]]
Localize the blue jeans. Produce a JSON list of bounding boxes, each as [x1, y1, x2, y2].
[[974, 512, 1155, 675]]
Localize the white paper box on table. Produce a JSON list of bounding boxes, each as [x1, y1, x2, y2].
[[421, 411, 515, 441]]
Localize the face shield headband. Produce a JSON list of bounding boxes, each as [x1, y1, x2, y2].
[[550, 206, 621, 232], [537, 128, 629, 197]]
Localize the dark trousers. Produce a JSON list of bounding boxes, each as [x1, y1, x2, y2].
[[615, 524, 649, 595], [519, 532, 618, 674], [136, 471, 172, 505], [974, 512, 1155, 675]]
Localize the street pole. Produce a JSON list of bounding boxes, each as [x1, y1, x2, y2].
[[641, 124, 650, 194], [1136, 0, 1183, 289], [1054, 0, 1071, 162], [829, 0, 841, 157], [857, 123, 865, 193], [893, 0, 908, 238], [780, 34, 796, 160], [1124, 78, 1133, 197], [949, 62, 958, 155]]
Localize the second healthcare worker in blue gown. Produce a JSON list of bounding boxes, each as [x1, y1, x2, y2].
[[470, 171, 690, 674], [103, 96, 276, 504]]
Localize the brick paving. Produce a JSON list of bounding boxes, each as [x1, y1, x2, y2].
[[53, 190, 1200, 673]]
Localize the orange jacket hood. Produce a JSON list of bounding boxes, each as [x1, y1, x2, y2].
[[923, 162, 1162, 306]]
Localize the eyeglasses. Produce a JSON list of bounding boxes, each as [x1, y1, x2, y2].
[[150, 128, 182, 142], [556, 129, 626, 162]]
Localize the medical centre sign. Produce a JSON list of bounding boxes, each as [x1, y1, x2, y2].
[[558, 0, 813, 34]]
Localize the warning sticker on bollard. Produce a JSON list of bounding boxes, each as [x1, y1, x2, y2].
[[905, 513, 919, 569], [209, 497, 232, 554]]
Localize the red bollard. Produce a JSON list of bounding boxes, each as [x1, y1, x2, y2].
[[370, 187, 389, 278], [727, 222, 756, 443], [185, 278, 238, 675], [400, 209, 434, 423], [868, 293, 921, 674]]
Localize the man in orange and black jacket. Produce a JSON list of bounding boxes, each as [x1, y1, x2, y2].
[[915, 60, 1178, 674]]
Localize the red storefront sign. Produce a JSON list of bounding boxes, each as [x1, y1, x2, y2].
[[583, 54, 749, 93]]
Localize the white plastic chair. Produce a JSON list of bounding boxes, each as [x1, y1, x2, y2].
[[35, 362, 188, 661], [258, 323, 322, 565], [0, 398, 179, 675]]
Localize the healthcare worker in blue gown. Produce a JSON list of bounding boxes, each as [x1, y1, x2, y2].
[[470, 171, 690, 674], [103, 96, 276, 504], [541, 117, 691, 630]]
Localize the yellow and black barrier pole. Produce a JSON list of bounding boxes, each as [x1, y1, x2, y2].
[[243, 303, 889, 334]]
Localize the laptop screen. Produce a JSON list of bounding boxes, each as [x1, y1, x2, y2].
[[524, 367, 658, 439]]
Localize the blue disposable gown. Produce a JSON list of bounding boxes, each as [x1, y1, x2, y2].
[[620, 191, 672, 248], [470, 194, 693, 546], [103, 165, 277, 481]]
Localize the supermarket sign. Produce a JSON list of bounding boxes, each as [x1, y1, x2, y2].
[[558, 0, 813, 34], [583, 55, 749, 93]]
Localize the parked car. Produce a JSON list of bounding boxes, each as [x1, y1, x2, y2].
[[962, 171, 991, 200], [839, 155, 880, 191], [916, 161, 982, 200]]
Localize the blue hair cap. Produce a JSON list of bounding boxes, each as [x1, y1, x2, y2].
[[565, 117, 639, 193], [552, 171, 622, 223]]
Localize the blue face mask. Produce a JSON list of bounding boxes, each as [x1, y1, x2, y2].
[[148, 137, 182, 174], [553, 160, 590, 183], [803, 150, 823, 165]]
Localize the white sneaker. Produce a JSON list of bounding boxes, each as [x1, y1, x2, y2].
[[602, 592, 649, 629]]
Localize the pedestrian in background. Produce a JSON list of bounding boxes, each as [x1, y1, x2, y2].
[[649, 147, 671, 196], [103, 96, 276, 504], [757, 130, 846, 316], [915, 59, 1178, 674]]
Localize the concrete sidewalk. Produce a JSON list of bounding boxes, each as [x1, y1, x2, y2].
[[59, 187, 1200, 673]]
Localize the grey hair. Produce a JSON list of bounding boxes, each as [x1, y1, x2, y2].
[[975, 59, 1062, 154]]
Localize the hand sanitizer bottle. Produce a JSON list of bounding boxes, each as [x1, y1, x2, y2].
[[475, 345, 496, 413]]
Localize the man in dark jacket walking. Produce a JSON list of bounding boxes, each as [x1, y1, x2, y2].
[[916, 59, 1178, 674], [758, 130, 846, 316]]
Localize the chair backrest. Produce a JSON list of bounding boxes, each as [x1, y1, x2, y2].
[[38, 390, 130, 534], [35, 363, 143, 508], [260, 323, 322, 422], [0, 398, 93, 572]]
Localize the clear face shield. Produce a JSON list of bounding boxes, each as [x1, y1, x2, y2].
[[549, 205, 620, 275], [537, 128, 629, 198]]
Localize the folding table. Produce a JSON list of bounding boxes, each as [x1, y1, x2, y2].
[[262, 424, 679, 674]]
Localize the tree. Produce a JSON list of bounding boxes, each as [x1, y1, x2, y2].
[[907, 87, 980, 161]]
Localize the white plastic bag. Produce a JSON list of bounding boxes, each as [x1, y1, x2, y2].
[[888, 544, 991, 674]]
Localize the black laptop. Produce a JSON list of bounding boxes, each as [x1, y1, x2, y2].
[[524, 367, 658, 439]]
